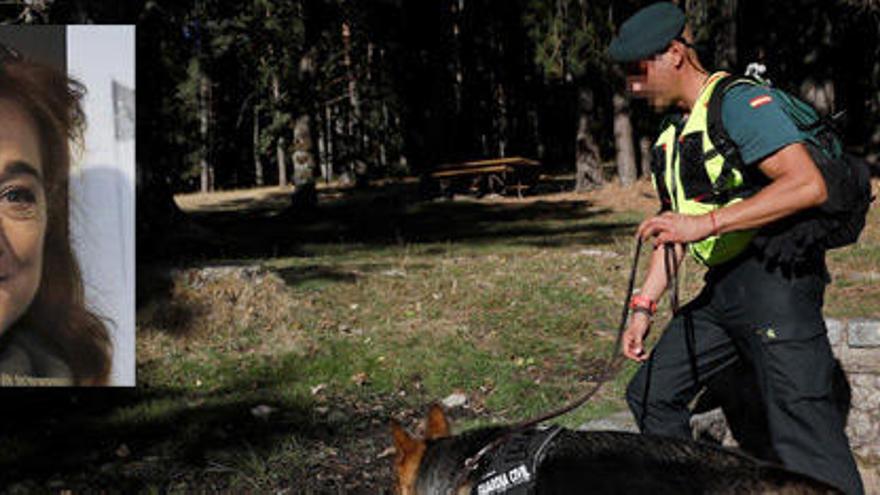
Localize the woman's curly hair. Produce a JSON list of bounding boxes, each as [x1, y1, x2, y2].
[[0, 48, 112, 385]]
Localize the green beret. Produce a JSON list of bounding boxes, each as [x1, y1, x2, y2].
[[607, 2, 686, 62]]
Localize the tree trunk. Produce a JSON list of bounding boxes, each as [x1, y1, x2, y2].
[[800, 13, 835, 117], [343, 27, 358, 119], [496, 83, 508, 157], [276, 138, 287, 186], [334, 105, 351, 183], [135, 4, 190, 265], [379, 102, 389, 170], [272, 72, 287, 186], [342, 21, 366, 186], [575, 87, 602, 191], [800, 78, 835, 116], [324, 103, 334, 182], [292, 114, 317, 208], [199, 73, 214, 193], [253, 104, 263, 187], [316, 108, 327, 181], [293, 50, 317, 209], [451, 0, 463, 114], [293, 114, 316, 185], [362, 42, 373, 172], [639, 136, 652, 179], [530, 105, 543, 160], [715, 0, 738, 70], [613, 92, 637, 186]]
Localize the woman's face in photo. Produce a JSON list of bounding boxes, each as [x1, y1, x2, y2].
[[0, 99, 46, 336]]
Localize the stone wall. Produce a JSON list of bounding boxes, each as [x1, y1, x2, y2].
[[827, 317, 880, 462]]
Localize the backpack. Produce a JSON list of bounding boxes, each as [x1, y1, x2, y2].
[[705, 74, 874, 266]]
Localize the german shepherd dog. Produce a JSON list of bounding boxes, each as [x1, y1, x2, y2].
[[391, 404, 842, 494]]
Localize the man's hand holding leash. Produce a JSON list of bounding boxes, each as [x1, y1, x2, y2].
[[622, 212, 714, 363], [637, 211, 717, 246], [622, 308, 653, 362]]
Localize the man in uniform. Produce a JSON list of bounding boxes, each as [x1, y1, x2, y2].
[[607, 3, 864, 494]]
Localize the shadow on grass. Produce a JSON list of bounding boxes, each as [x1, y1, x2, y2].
[[273, 261, 433, 289], [167, 180, 636, 261], [138, 179, 637, 307], [274, 264, 360, 287], [0, 373, 400, 492]]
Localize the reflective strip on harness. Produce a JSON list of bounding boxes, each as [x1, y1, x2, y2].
[[476, 465, 532, 495], [472, 425, 563, 495]]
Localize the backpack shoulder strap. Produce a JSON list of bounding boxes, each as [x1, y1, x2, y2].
[[656, 113, 684, 141], [651, 117, 681, 211], [705, 75, 764, 199]]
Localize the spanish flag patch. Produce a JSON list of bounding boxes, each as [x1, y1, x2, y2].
[[749, 94, 773, 108]]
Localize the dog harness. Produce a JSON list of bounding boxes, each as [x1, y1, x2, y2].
[[471, 425, 563, 495]]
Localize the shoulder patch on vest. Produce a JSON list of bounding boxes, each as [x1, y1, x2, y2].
[[749, 94, 773, 108]]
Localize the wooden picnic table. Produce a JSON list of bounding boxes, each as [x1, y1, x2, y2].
[[428, 156, 541, 198]]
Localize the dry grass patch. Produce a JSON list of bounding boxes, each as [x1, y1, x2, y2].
[[138, 265, 309, 365]]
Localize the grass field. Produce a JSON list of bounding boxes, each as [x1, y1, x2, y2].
[[4, 177, 878, 493]]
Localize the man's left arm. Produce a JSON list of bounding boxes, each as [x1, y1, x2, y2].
[[638, 142, 826, 244], [712, 142, 826, 233]]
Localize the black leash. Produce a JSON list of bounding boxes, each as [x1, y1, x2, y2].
[[663, 244, 698, 383], [453, 237, 704, 493], [451, 236, 645, 492], [638, 243, 699, 432]]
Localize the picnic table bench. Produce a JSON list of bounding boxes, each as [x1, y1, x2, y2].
[[427, 156, 541, 198]]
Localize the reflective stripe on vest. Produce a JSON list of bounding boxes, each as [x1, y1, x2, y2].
[[652, 72, 756, 267]]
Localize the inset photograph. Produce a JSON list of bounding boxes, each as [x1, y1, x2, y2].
[[0, 25, 134, 386]]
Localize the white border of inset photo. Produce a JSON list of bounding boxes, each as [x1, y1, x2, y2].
[[68, 25, 136, 386]]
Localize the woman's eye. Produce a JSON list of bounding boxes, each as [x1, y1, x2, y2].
[[5, 187, 36, 204], [0, 186, 39, 218]]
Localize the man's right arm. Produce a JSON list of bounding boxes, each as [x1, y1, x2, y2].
[[621, 241, 685, 361], [639, 241, 685, 302]]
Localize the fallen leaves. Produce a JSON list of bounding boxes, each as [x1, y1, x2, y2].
[[441, 392, 468, 409], [376, 446, 396, 459], [577, 248, 620, 259], [250, 404, 277, 421], [351, 372, 369, 387], [115, 444, 130, 459]]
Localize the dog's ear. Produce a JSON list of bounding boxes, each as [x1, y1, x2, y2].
[[391, 419, 426, 495], [391, 419, 421, 456], [425, 403, 450, 440]]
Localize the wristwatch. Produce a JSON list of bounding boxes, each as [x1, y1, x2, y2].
[[630, 294, 657, 316]]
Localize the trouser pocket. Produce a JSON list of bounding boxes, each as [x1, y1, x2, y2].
[[759, 333, 834, 404], [754, 333, 862, 494]]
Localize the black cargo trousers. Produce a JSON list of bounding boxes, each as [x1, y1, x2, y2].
[[625, 248, 864, 495]]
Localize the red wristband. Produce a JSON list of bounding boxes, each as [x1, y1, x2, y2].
[[709, 211, 719, 236], [630, 295, 657, 315]]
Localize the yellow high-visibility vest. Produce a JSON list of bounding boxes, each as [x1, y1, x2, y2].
[[651, 72, 757, 266]]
